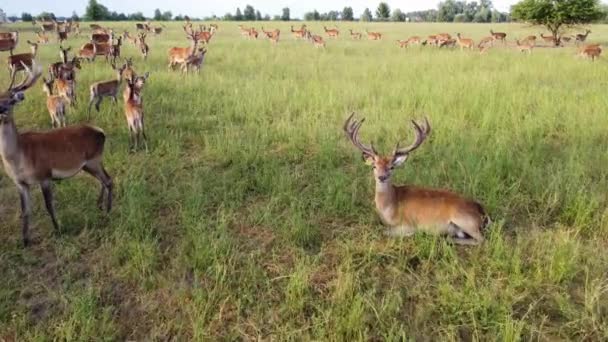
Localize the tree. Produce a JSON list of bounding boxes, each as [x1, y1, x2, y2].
[[128, 12, 145, 21], [0, 9, 6, 23], [71, 11, 80, 21], [154, 9, 162, 20], [454, 13, 467, 22], [21, 12, 33, 22], [304, 11, 315, 21], [235, 8, 243, 21], [223, 13, 234, 21], [281, 7, 290, 21], [392, 8, 406, 21], [376, 2, 391, 20], [361, 8, 373, 21], [38, 12, 56, 21], [244, 5, 256, 20], [256, 10, 262, 21], [437, 0, 459, 22], [85, 0, 109, 20], [512, 0, 603, 45], [264, 14, 271, 21], [342, 7, 354, 21]]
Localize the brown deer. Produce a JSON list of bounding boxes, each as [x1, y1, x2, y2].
[[291, 25, 307, 39], [36, 31, 50, 44], [490, 29, 506, 44], [168, 27, 201, 70], [308, 33, 326, 48], [523, 35, 536, 45], [540, 33, 557, 46], [0, 31, 19, 54], [54, 77, 76, 107], [0, 62, 112, 247], [42, 76, 68, 128], [397, 36, 422, 48], [7, 41, 38, 79], [268, 30, 280, 44], [578, 44, 602, 61], [439, 38, 457, 48], [247, 28, 259, 40], [456, 33, 474, 50], [365, 30, 382, 40], [137, 33, 150, 60], [515, 39, 534, 54], [261, 27, 275, 38], [123, 79, 148, 152], [343, 113, 488, 245], [78, 42, 97, 62], [423, 35, 438, 46], [478, 36, 494, 48], [87, 63, 126, 117], [349, 29, 362, 40], [181, 48, 207, 74], [123, 31, 138, 45], [324, 26, 339, 38], [109, 36, 122, 63], [239, 25, 252, 38], [122, 70, 149, 103]]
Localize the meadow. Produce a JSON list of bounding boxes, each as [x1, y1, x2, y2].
[[0, 21, 607, 340]]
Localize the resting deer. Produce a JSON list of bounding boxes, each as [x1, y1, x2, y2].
[[490, 29, 506, 44], [324, 26, 339, 38], [0, 62, 112, 247], [574, 29, 591, 45], [42, 76, 68, 128], [456, 33, 474, 50], [124, 79, 148, 152], [349, 29, 362, 40], [343, 113, 488, 245], [168, 27, 201, 70], [87, 63, 125, 117]]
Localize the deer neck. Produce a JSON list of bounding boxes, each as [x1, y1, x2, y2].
[[374, 178, 397, 223], [0, 116, 21, 166]]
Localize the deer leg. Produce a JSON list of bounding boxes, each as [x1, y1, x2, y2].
[[141, 120, 149, 152], [95, 97, 103, 112], [83, 162, 113, 213], [384, 225, 416, 237], [40, 180, 60, 233], [18, 184, 32, 247]]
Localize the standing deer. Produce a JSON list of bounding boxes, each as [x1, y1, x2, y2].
[[574, 30, 591, 45], [42, 76, 68, 127], [349, 29, 362, 40], [490, 29, 506, 44], [168, 27, 201, 70], [138, 33, 150, 60], [578, 44, 602, 61], [124, 79, 148, 152], [365, 30, 382, 40], [343, 113, 488, 245], [291, 25, 307, 39], [0, 62, 112, 247], [515, 39, 534, 54], [324, 26, 339, 38], [87, 63, 126, 117], [7, 41, 38, 79], [456, 33, 474, 50]]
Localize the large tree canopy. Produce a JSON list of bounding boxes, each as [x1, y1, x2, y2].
[[512, 0, 603, 45]]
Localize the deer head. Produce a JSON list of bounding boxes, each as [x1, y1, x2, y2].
[[343, 113, 431, 183], [0, 61, 42, 115]]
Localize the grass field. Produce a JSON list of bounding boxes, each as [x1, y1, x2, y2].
[[0, 21, 607, 340]]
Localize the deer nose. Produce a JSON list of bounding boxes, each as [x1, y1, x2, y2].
[[378, 175, 389, 182]]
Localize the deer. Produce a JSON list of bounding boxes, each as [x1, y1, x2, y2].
[[42, 76, 68, 128], [36, 31, 50, 44], [247, 28, 259, 40], [91, 32, 111, 44], [0, 31, 18, 55], [578, 44, 602, 61], [478, 36, 494, 48], [308, 33, 326, 48], [124, 78, 148, 152], [343, 113, 488, 245], [515, 39, 534, 54], [181, 48, 207, 74], [56, 29, 68, 44], [0, 62, 113, 247], [439, 38, 457, 48], [194, 25, 215, 44], [574, 29, 591, 45], [122, 57, 136, 83], [490, 29, 506, 44], [109, 36, 122, 63], [366, 30, 382, 40], [239, 25, 252, 38], [397, 36, 421, 48], [268, 30, 280, 44], [423, 35, 438, 46], [324, 26, 339, 38], [7, 41, 38, 79], [90, 23, 103, 30], [456, 33, 474, 50], [540, 33, 557, 46], [87, 63, 126, 118], [123, 31, 138, 45], [261, 27, 275, 38], [80, 40, 112, 62], [291, 25, 307, 39], [122, 70, 149, 103], [349, 29, 362, 40], [54, 77, 76, 107], [78, 42, 97, 62], [436, 33, 452, 41], [523, 35, 536, 45], [137, 33, 150, 60], [168, 27, 201, 71]]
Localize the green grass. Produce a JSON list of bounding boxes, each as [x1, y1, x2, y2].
[[1, 21, 607, 340]]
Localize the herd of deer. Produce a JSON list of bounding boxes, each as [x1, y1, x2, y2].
[[0, 21, 603, 247]]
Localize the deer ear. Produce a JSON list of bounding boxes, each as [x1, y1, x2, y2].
[[143, 72, 150, 79], [392, 154, 408, 167], [362, 153, 374, 165]]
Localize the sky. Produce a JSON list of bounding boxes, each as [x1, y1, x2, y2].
[[3, 0, 518, 18]]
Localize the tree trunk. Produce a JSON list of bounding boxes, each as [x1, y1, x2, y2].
[[549, 25, 561, 47]]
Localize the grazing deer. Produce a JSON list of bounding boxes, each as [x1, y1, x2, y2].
[[78, 41, 97, 62], [291, 25, 307, 39], [91, 33, 111, 44], [398, 36, 421, 48], [523, 35, 536, 45], [7, 41, 38, 79], [490, 29, 506, 43], [87, 63, 126, 117], [515, 39, 534, 54], [239, 25, 252, 38], [456, 33, 474, 50], [349, 29, 362, 40], [36, 31, 50, 44], [168, 27, 201, 70], [578, 44, 602, 61], [479, 45, 491, 55], [574, 29, 591, 45], [343, 113, 488, 245], [42, 76, 68, 128], [366, 30, 382, 40], [324, 26, 339, 38], [478, 36, 494, 48], [247, 28, 259, 40], [181, 48, 207, 73], [308, 33, 326, 48], [0, 62, 113, 247], [423, 35, 438, 46], [439, 38, 457, 48], [124, 79, 148, 152], [138, 33, 150, 60]]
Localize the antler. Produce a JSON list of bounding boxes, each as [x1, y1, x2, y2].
[[343, 112, 377, 157], [393, 118, 431, 157]]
